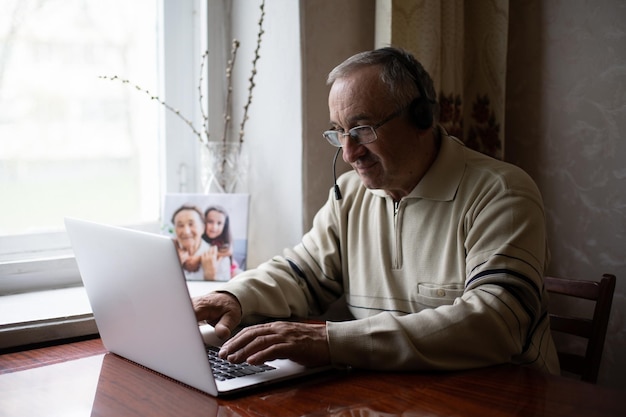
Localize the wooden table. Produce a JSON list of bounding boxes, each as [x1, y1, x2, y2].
[[1, 338, 625, 417]]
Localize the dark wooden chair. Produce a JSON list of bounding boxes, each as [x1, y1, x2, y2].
[[544, 274, 616, 383]]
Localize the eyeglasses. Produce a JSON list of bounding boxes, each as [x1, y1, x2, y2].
[[322, 107, 406, 148]]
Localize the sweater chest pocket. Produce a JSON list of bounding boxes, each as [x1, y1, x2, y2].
[[415, 283, 464, 308]]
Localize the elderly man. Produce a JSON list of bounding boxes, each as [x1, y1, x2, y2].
[[193, 47, 559, 374]]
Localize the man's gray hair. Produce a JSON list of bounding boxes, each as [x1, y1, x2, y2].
[[327, 47, 437, 116]]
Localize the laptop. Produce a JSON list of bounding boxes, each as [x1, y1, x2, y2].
[[64, 217, 327, 396]]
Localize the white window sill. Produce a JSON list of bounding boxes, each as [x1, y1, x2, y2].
[[0, 281, 223, 350]]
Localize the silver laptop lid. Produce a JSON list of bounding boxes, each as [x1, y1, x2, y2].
[[64, 217, 218, 396]]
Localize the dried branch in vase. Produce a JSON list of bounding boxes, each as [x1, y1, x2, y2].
[[99, 0, 265, 193], [239, 2, 265, 146]]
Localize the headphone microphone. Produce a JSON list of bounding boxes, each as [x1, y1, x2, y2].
[[332, 147, 343, 200]]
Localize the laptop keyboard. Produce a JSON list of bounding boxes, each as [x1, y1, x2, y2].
[[207, 346, 276, 381]]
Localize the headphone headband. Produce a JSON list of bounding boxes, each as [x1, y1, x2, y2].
[[384, 48, 434, 104], [379, 47, 435, 129]]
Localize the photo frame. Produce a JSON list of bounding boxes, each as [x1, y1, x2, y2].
[[162, 193, 250, 281]]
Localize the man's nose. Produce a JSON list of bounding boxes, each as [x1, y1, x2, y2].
[[341, 138, 366, 163]]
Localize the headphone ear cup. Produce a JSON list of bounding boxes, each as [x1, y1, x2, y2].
[[410, 97, 433, 130]]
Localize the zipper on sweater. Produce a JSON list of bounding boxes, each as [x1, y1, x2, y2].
[[393, 200, 402, 269]]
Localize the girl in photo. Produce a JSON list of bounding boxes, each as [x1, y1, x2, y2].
[[202, 205, 241, 281]]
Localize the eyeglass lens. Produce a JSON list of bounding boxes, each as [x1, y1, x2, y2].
[[323, 126, 376, 147]]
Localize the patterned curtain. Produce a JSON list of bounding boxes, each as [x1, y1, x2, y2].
[[376, 0, 509, 159]]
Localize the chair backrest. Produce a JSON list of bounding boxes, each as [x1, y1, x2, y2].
[[544, 273, 616, 383]]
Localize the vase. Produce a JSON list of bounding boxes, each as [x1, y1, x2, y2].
[[200, 142, 247, 194]]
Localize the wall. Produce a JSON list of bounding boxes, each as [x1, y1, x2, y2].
[[229, 0, 303, 266], [300, 0, 376, 230], [228, 0, 375, 268], [506, 0, 626, 388]]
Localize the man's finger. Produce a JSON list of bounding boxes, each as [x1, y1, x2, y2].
[[214, 317, 236, 340]]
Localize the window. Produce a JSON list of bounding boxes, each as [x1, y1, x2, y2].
[[0, 0, 160, 239], [0, 0, 213, 295]]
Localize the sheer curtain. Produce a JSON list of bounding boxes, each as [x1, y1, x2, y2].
[[375, 0, 509, 159]]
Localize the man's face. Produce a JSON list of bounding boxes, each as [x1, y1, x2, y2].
[[327, 66, 426, 198]]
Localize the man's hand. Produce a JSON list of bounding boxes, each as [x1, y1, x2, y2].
[[192, 292, 242, 340], [218, 321, 330, 368]]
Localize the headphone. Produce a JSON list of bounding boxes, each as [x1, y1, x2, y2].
[[380, 47, 436, 130]]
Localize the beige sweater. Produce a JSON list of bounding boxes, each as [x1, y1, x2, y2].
[[220, 129, 560, 374]]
